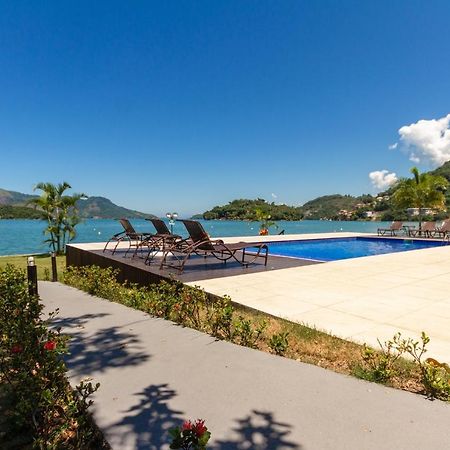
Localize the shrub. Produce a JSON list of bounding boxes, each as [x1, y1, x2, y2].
[[355, 331, 450, 400], [269, 332, 290, 356], [354, 336, 402, 383], [64, 266, 269, 351], [393, 332, 450, 400], [0, 264, 101, 448], [232, 316, 267, 348]]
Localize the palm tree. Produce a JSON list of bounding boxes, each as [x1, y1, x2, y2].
[[29, 182, 86, 254], [392, 167, 449, 230]]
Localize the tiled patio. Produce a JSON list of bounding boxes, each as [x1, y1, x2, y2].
[[69, 232, 450, 363]]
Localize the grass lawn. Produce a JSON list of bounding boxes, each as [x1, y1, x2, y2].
[[0, 254, 66, 281]]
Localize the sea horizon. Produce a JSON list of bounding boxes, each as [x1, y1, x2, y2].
[[0, 218, 395, 256]]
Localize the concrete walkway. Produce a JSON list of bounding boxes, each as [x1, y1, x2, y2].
[[40, 282, 450, 450]]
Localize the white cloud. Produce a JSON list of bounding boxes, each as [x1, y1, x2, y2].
[[369, 170, 398, 190], [388, 143, 398, 150], [395, 114, 450, 167], [271, 193, 277, 199]]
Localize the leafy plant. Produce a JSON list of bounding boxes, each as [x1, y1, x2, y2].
[[254, 208, 277, 235], [28, 182, 86, 254], [0, 264, 101, 448], [232, 316, 267, 348], [169, 419, 211, 450], [355, 337, 402, 383], [392, 332, 450, 400], [355, 331, 450, 400], [268, 332, 290, 356]]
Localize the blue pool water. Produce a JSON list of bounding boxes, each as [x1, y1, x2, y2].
[[265, 237, 447, 262]]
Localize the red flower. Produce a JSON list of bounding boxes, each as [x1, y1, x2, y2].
[[43, 340, 57, 351], [193, 419, 207, 437], [181, 420, 193, 431], [11, 344, 23, 354]]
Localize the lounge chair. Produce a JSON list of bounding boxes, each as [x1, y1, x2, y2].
[[146, 218, 173, 236], [430, 219, 450, 239], [377, 221, 403, 236], [159, 219, 269, 273], [140, 218, 184, 263], [103, 218, 153, 256], [409, 221, 437, 238]]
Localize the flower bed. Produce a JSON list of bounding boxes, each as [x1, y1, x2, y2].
[[0, 264, 108, 449]]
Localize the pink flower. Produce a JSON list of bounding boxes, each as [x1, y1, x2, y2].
[[11, 344, 23, 354], [43, 340, 57, 351], [182, 420, 193, 431], [193, 419, 207, 437]]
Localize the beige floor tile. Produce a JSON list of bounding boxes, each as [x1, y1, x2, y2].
[[389, 312, 450, 341], [424, 301, 450, 319], [289, 309, 375, 338], [350, 325, 425, 348], [384, 284, 450, 301], [330, 299, 416, 323], [247, 296, 320, 318]]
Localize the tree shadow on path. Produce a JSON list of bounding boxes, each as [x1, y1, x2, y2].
[[212, 410, 302, 450], [51, 313, 151, 377], [105, 383, 183, 450]]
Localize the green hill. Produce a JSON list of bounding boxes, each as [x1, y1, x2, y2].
[[202, 198, 303, 221], [301, 194, 372, 219], [201, 195, 376, 221], [0, 205, 43, 219], [0, 188, 156, 219], [429, 160, 450, 180]]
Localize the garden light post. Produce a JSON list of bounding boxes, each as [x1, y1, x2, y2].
[[27, 256, 38, 296], [51, 252, 58, 282], [166, 212, 178, 234]]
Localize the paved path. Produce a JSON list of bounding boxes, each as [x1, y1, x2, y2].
[[40, 282, 450, 450]]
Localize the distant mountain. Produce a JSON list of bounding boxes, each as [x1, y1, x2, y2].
[[0, 188, 35, 206], [76, 196, 156, 219], [0, 188, 156, 219]]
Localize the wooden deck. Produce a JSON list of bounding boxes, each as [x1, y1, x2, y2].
[[66, 243, 320, 285]]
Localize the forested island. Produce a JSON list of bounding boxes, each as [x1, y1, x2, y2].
[[199, 161, 450, 221]]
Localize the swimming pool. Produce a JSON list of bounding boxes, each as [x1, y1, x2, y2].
[[265, 237, 447, 262]]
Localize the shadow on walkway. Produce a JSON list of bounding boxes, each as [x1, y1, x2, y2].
[[106, 383, 183, 450], [212, 410, 302, 450], [51, 313, 151, 377], [105, 381, 301, 450]]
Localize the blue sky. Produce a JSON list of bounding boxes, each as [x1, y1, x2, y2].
[[1, 1, 450, 216]]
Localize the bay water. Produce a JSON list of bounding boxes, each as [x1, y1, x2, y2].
[[0, 218, 392, 256]]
